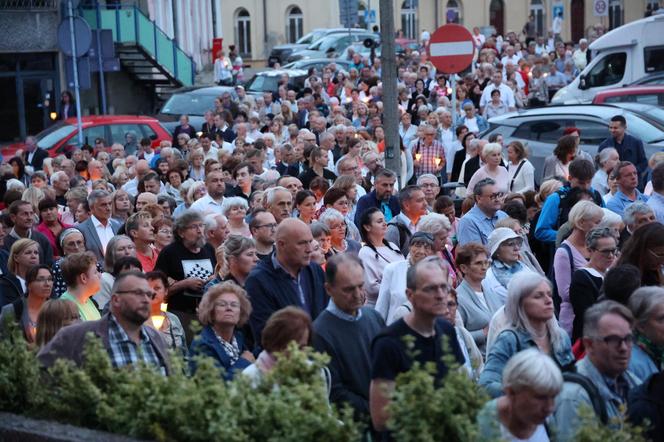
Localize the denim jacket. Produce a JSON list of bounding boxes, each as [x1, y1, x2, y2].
[[479, 327, 574, 398]]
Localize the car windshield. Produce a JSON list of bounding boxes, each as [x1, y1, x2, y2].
[[36, 123, 75, 149], [298, 30, 325, 45], [160, 93, 219, 116], [245, 75, 279, 93], [624, 112, 664, 143], [308, 35, 338, 51]]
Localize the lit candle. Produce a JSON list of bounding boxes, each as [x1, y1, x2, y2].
[[415, 153, 422, 161], [434, 157, 442, 166], [151, 315, 165, 330]]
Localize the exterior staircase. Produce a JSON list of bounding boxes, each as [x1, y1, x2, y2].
[[80, 4, 195, 100]]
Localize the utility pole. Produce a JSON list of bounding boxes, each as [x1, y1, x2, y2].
[[379, 0, 401, 187]]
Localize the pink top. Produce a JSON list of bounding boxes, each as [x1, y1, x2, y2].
[[35, 221, 73, 259], [466, 165, 510, 195], [554, 240, 589, 336]]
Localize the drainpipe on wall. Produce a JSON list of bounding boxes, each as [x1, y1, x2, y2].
[[435, 0, 439, 29], [263, 0, 268, 59]]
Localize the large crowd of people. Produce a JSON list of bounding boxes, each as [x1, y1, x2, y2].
[[1, 21, 663, 442]]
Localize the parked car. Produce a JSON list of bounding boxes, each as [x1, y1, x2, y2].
[[480, 105, 664, 183], [243, 69, 308, 97], [281, 58, 352, 74], [156, 86, 237, 134], [268, 28, 368, 67], [1, 115, 171, 160], [552, 14, 664, 104], [605, 103, 664, 127], [592, 86, 664, 107], [287, 32, 378, 62], [630, 72, 664, 86]]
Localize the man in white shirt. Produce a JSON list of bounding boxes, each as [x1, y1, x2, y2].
[[122, 159, 151, 197], [189, 170, 226, 215], [500, 46, 521, 69], [436, 109, 455, 151], [77, 190, 121, 262], [479, 71, 516, 113], [472, 27, 486, 50], [572, 38, 590, 71], [200, 133, 218, 161], [552, 12, 563, 39]]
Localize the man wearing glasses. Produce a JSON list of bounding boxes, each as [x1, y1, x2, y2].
[[412, 125, 446, 181], [38, 271, 171, 375], [248, 209, 278, 263], [554, 301, 642, 439], [457, 178, 507, 246]]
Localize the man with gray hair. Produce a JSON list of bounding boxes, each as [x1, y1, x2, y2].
[[263, 186, 293, 225], [417, 174, 441, 210], [646, 161, 664, 224], [50, 170, 70, 206], [23, 135, 48, 172], [573, 38, 590, 71], [204, 213, 230, 250], [76, 189, 122, 262], [622, 201, 655, 240], [554, 301, 642, 439]]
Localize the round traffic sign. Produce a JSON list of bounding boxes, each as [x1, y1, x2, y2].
[[57, 16, 92, 58], [427, 24, 475, 74]]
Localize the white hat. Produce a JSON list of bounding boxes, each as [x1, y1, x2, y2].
[[487, 227, 521, 258]]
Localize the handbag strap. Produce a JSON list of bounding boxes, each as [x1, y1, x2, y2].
[[509, 160, 526, 192]]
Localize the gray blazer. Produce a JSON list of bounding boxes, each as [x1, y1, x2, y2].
[[37, 313, 172, 375], [455, 279, 504, 353], [76, 217, 121, 262]]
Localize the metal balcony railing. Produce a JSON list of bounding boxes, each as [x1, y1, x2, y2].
[[0, 0, 57, 10], [80, 4, 195, 87]]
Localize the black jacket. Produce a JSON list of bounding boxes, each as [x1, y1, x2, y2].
[[24, 148, 49, 171], [0, 273, 24, 309], [628, 372, 664, 442], [245, 256, 328, 348]]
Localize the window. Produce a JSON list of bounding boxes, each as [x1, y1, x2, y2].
[[286, 6, 303, 44], [604, 93, 664, 107], [587, 52, 627, 88], [108, 124, 144, 146], [530, 0, 545, 37], [513, 120, 563, 143], [358, 2, 367, 29], [446, 0, 461, 24], [571, 120, 609, 145], [608, 0, 623, 29], [401, 0, 418, 40], [235, 8, 251, 57], [644, 46, 664, 73]]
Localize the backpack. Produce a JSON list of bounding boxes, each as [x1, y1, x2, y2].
[[555, 187, 603, 230], [562, 371, 609, 425], [389, 220, 413, 256], [547, 242, 574, 317]]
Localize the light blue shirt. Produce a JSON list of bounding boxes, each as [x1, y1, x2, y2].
[[606, 189, 648, 217], [457, 205, 507, 246], [326, 299, 363, 322], [647, 191, 664, 224]]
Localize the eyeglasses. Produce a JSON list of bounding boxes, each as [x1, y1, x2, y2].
[[420, 183, 439, 188], [115, 289, 156, 300], [594, 247, 618, 257], [485, 192, 505, 200], [256, 223, 278, 230], [501, 238, 523, 248], [215, 301, 241, 309], [592, 334, 633, 349]]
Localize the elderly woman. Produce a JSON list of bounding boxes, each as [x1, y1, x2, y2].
[[318, 208, 361, 256], [375, 232, 435, 324], [484, 227, 533, 305], [542, 135, 577, 181], [146, 270, 187, 353], [627, 287, 664, 381], [455, 242, 504, 354], [506, 141, 535, 194], [478, 349, 563, 440], [466, 143, 509, 195], [358, 207, 404, 307], [616, 222, 664, 286], [555, 200, 604, 335], [444, 288, 485, 380], [222, 196, 250, 237], [417, 213, 459, 287], [451, 132, 476, 183], [479, 273, 574, 398], [592, 147, 620, 196], [92, 234, 136, 310], [0, 239, 40, 307], [569, 227, 618, 342], [189, 282, 255, 380], [0, 264, 53, 344], [188, 148, 205, 181]]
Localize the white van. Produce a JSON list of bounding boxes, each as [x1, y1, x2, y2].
[[551, 14, 664, 104]]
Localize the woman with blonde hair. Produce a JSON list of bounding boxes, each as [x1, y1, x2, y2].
[[189, 282, 255, 380], [21, 186, 45, 216], [111, 188, 133, 223], [188, 148, 206, 181], [0, 238, 40, 307], [35, 298, 80, 348]]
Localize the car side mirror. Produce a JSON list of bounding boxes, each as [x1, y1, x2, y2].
[[579, 74, 587, 90]]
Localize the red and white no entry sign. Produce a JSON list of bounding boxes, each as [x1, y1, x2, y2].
[[427, 24, 475, 74]]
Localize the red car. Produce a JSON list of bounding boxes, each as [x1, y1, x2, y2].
[[592, 86, 664, 106], [1, 115, 171, 160]]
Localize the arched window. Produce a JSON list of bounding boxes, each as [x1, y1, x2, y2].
[[446, 0, 461, 24], [489, 0, 504, 36], [609, 0, 623, 29], [286, 6, 303, 43], [530, 0, 545, 37], [358, 2, 368, 29], [401, 0, 418, 40], [234, 8, 251, 57]]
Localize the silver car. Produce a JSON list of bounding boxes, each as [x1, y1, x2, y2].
[[481, 105, 664, 183]]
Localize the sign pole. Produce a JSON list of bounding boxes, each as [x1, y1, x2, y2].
[[450, 74, 457, 134], [67, 0, 84, 146], [380, 0, 401, 187]]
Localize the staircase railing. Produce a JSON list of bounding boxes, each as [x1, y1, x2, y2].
[[80, 4, 195, 87]]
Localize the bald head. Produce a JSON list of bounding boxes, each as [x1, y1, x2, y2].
[[135, 160, 150, 178], [135, 192, 157, 211], [275, 218, 313, 270]]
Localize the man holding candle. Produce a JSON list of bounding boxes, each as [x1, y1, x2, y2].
[[412, 125, 445, 183]]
